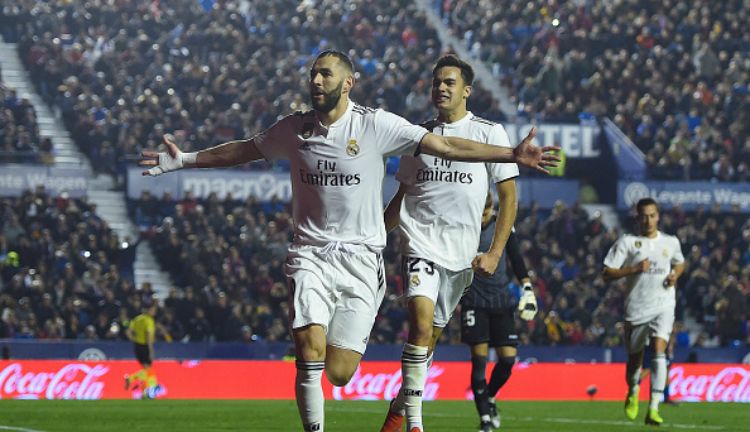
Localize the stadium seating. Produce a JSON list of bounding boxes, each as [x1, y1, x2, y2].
[[0, 79, 52, 164], [441, 0, 750, 181]]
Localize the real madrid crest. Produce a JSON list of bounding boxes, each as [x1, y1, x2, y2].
[[634, 240, 642, 248], [411, 274, 420, 287], [346, 138, 360, 156], [662, 249, 669, 257]]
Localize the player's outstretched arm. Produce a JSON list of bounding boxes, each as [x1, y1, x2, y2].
[[419, 127, 560, 174], [139, 134, 265, 176], [384, 183, 408, 233]]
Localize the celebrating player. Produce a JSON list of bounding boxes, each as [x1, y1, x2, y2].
[[380, 55, 542, 432], [140, 50, 558, 432], [603, 197, 685, 426]]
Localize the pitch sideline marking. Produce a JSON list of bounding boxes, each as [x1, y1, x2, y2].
[[0, 426, 48, 432], [329, 406, 726, 430]]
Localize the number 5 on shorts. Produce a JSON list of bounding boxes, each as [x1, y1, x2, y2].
[[464, 309, 475, 327]]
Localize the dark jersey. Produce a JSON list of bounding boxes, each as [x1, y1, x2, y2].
[[461, 219, 517, 310]]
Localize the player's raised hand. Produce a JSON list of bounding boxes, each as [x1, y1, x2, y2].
[[635, 258, 651, 273], [518, 282, 538, 320], [512, 127, 561, 174], [139, 134, 195, 176], [472, 252, 501, 277]]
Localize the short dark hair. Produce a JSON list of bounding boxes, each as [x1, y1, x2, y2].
[[433, 54, 474, 86], [315, 50, 354, 75], [636, 197, 658, 213]]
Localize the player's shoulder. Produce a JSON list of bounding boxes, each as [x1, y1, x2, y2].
[[351, 103, 379, 117], [658, 231, 682, 245], [469, 115, 500, 131]]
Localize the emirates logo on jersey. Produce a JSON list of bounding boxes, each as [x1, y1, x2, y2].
[[346, 138, 360, 156]]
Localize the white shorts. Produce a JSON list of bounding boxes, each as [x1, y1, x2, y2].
[[285, 243, 386, 355], [625, 309, 674, 353], [403, 256, 474, 328]]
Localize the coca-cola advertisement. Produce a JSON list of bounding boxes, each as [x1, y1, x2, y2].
[[0, 360, 747, 401]]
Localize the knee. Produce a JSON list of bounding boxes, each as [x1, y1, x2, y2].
[[409, 318, 434, 346], [498, 355, 515, 372], [325, 363, 356, 386], [297, 344, 325, 361]]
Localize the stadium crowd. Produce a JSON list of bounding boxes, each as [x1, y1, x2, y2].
[[125, 194, 748, 347], [10, 0, 502, 183], [0, 78, 52, 164], [442, 0, 750, 181]]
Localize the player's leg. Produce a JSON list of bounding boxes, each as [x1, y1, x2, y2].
[[126, 344, 150, 390], [293, 324, 328, 432], [486, 309, 519, 429], [624, 322, 648, 420], [645, 312, 673, 426], [287, 248, 337, 432], [469, 341, 493, 432]]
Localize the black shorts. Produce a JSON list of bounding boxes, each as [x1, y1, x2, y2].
[[134, 343, 152, 366], [461, 306, 519, 347]]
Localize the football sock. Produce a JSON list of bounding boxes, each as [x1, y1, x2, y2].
[[471, 355, 490, 417], [650, 353, 667, 410], [296, 360, 325, 432], [132, 369, 148, 384], [146, 369, 157, 388], [627, 366, 642, 395], [488, 356, 515, 397], [401, 343, 429, 430]]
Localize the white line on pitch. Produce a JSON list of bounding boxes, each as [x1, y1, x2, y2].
[[0, 426, 48, 432]]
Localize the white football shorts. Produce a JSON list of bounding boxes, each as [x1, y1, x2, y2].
[[402, 255, 474, 328], [625, 309, 675, 353], [285, 242, 386, 355]]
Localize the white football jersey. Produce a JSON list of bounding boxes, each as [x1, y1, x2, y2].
[[603, 231, 685, 324], [254, 100, 428, 250], [396, 112, 519, 271]]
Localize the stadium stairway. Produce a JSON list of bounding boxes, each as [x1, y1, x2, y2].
[[86, 176, 173, 300], [0, 38, 89, 171], [0, 37, 173, 300], [414, 0, 516, 117]]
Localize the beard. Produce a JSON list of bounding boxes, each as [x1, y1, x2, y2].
[[310, 80, 344, 112]]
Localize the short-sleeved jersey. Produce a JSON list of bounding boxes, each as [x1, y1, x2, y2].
[[460, 219, 516, 310], [396, 112, 519, 271], [129, 313, 155, 345], [254, 101, 428, 250], [603, 231, 685, 324]]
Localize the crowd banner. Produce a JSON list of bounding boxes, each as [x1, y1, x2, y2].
[[127, 167, 580, 210], [0, 360, 747, 402], [0, 164, 89, 197], [618, 180, 750, 212], [504, 123, 601, 159]]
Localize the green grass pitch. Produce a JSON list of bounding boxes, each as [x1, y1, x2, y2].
[[0, 400, 745, 431]]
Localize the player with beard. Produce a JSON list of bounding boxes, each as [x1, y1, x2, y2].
[[140, 50, 559, 432], [379, 55, 540, 432], [603, 198, 685, 426]]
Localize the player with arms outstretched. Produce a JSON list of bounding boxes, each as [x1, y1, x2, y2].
[[140, 50, 559, 431], [603, 197, 685, 426]]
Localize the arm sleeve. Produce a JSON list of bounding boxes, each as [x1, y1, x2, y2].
[[603, 236, 629, 269], [485, 124, 520, 183], [671, 237, 685, 265], [375, 110, 429, 157], [253, 115, 297, 161], [505, 230, 529, 281]]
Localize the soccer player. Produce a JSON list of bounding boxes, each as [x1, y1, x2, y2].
[[603, 197, 685, 426], [462, 194, 537, 432], [140, 50, 558, 432], [125, 303, 159, 398], [380, 55, 539, 432]]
